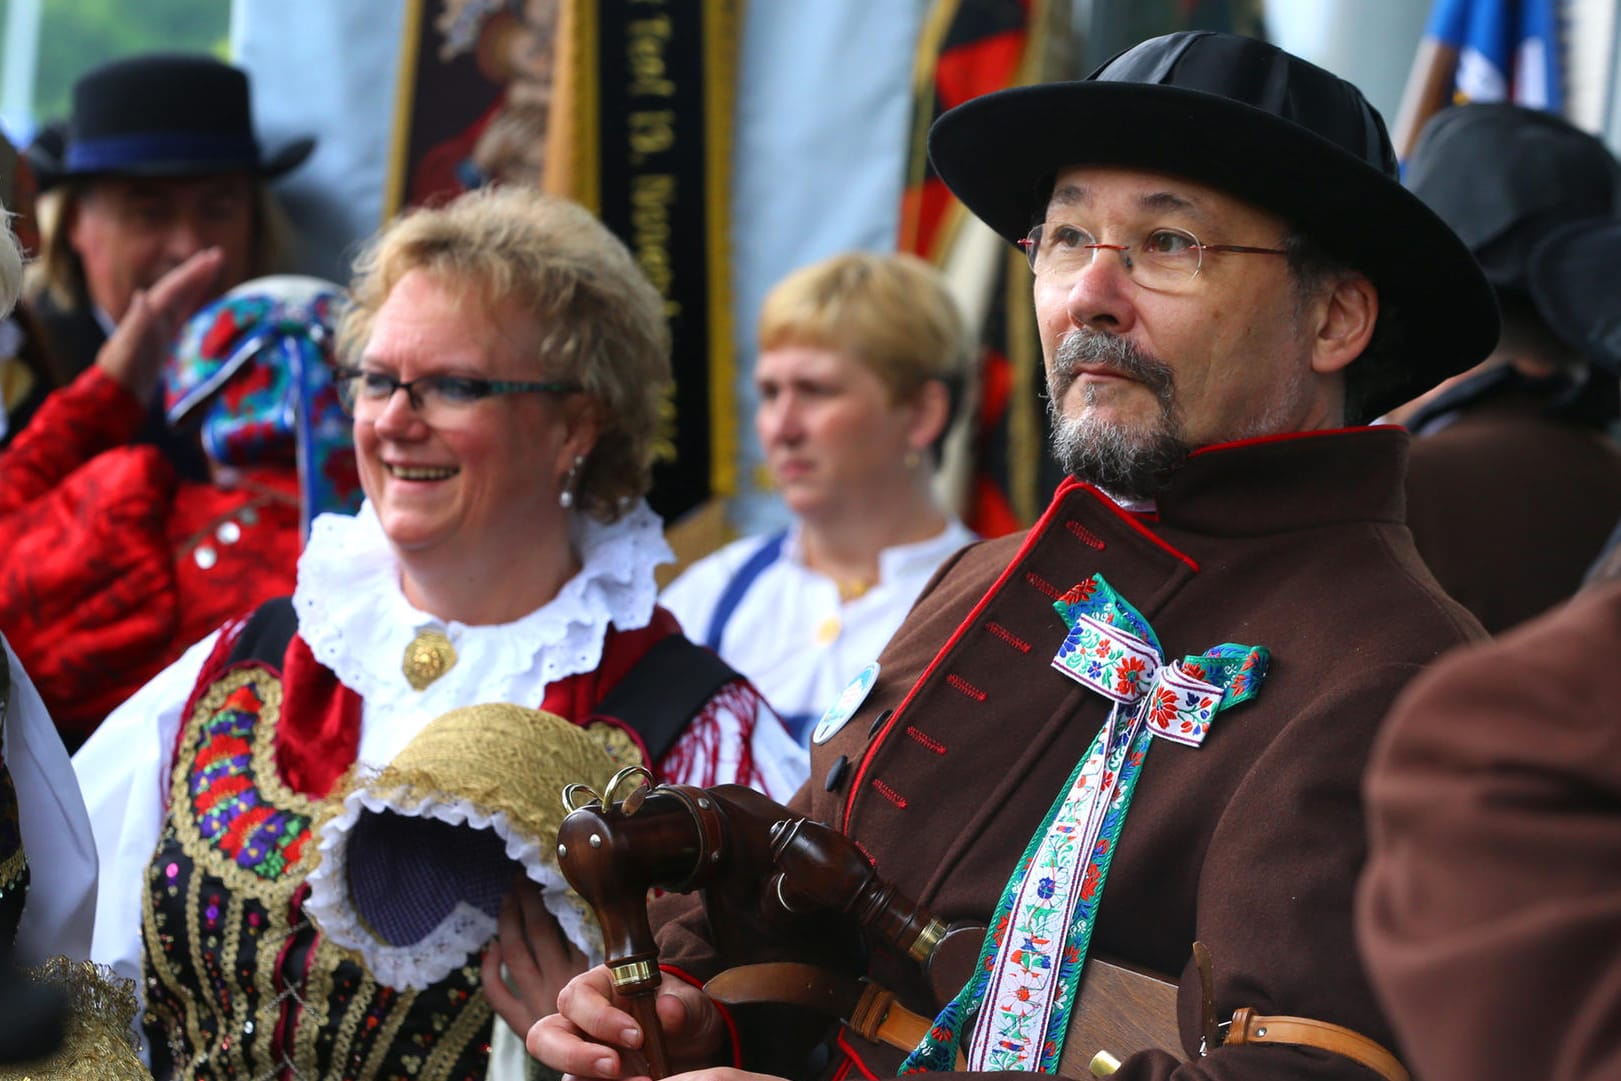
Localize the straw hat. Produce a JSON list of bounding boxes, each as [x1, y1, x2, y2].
[[304, 703, 636, 990]]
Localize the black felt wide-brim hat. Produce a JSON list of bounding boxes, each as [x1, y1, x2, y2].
[[34, 53, 314, 190], [928, 31, 1499, 421], [1530, 218, 1621, 374]]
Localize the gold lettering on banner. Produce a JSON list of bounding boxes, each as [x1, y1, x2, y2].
[[628, 15, 676, 97], [631, 174, 681, 318], [653, 391, 679, 464], [622, 0, 687, 472], [629, 110, 675, 163]]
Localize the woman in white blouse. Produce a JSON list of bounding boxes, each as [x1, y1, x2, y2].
[[662, 251, 976, 774], [73, 187, 797, 1081]]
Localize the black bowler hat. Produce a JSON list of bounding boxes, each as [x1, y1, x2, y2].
[[33, 54, 314, 190], [1529, 218, 1621, 374], [1406, 104, 1621, 296], [927, 31, 1499, 423]]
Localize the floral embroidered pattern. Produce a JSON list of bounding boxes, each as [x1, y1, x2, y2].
[[187, 681, 312, 880], [143, 665, 493, 1081], [902, 574, 1268, 1075]]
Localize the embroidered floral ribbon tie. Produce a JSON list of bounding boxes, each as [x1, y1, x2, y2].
[[901, 573, 1267, 1074]]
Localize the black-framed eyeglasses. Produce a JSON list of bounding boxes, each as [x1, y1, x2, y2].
[[1018, 223, 1287, 291], [333, 367, 584, 417]]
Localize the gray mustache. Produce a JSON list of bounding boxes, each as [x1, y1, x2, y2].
[[1054, 331, 1175, 396]]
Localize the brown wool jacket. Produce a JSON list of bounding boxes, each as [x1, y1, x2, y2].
[[1405, 390, 1621, 634], [1358, 576, 1621, 1081], [654, 426, 1484, 1081]]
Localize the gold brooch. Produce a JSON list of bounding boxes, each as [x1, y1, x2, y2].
[[402, 628, 457, 691]]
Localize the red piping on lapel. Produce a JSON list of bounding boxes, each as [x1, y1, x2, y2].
[[1188, 425, 1382, 457], [841, 478, 1201, 825], [1060, 478, 1200, 572], [842, 479, 1155, 824]]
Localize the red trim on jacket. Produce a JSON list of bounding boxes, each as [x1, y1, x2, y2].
[[1053, 475, 1200, 572], [842, 481, 1087, 825], [834, 1029, 880, 1080], [1188, 424, 1386, 457]]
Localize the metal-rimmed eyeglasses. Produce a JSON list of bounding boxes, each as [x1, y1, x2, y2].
[[334, 366, 584, 421], [1019, 223, 1287, 291]]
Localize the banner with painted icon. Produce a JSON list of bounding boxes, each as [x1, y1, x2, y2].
[[385, 0, 738, 524]]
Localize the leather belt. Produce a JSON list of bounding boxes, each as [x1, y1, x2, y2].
[[704, 962, 964, 1070], [1225, 1007, 1410, 1081], [706, 962, 1407, 1081]]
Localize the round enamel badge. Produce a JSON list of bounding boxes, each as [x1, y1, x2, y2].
[[812, 662, 880, 744]]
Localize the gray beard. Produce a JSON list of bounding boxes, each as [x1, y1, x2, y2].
[[1046, 331, 1189, 503]]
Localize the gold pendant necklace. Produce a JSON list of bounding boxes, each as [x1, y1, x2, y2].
[[403, 628, 457, 691]]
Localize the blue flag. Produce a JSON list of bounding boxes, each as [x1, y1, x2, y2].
[[1426, 0, 1564, 110]]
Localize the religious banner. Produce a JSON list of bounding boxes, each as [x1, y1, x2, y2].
[[384, 0, 738, 524]]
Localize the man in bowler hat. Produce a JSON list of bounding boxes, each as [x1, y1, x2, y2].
[[24, 54, 313, 474], [1394, 103, 1621, 633], [532, 31, 1492, 1081]]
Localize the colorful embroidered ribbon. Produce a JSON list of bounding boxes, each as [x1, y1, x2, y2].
[[901, 574, 1267, 1074]]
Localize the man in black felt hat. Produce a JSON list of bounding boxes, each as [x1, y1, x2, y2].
[[20, 54, 313, 474], [1392, 103, 1621, 634], [532, 31, 1491, 1081]]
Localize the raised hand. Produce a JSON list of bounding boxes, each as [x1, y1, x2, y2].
[[94, 247, 225, 402]]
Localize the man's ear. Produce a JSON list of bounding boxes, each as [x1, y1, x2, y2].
[[1311, 273, 1378, 376]]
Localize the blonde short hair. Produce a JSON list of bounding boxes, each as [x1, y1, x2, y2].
[[339, 186, 670, 522], [757, 251, 969, 413]]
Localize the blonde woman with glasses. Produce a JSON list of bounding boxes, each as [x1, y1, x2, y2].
[[74, 186, 797, 1081]]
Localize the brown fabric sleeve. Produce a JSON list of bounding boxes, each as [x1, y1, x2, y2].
[[1358, 579, 1621, 1081]]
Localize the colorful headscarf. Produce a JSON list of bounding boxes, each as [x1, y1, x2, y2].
[[163, 275, 362, 533]]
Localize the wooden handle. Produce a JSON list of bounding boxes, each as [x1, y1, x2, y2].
[[618, 987, 671, 1079]]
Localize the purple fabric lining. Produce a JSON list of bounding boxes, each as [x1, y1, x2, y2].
[[347, 812, 514, 946]]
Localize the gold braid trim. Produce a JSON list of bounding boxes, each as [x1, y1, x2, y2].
[[0, 847, 25, 895], [424, 987, 495, 1078], [0, 958, 150, 1081]]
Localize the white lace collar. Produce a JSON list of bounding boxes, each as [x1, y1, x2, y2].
[[293, 500, 673, 712]]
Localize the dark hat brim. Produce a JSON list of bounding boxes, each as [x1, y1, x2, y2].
[[1530, 218, 1621, 374], [928, 80, 1500, 420], [32, 134, 315, 191]]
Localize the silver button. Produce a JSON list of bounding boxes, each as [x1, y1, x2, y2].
[[194, 545, 218, 570], [216, 520, 242, 544]]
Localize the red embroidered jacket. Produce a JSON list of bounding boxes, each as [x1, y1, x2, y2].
[[0, 367, 300, 741]]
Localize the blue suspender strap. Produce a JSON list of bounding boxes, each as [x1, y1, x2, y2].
[[703, 531, 787, 651]]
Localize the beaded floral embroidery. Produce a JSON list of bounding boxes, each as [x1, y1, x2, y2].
[[143, 665, 493, 1081]]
